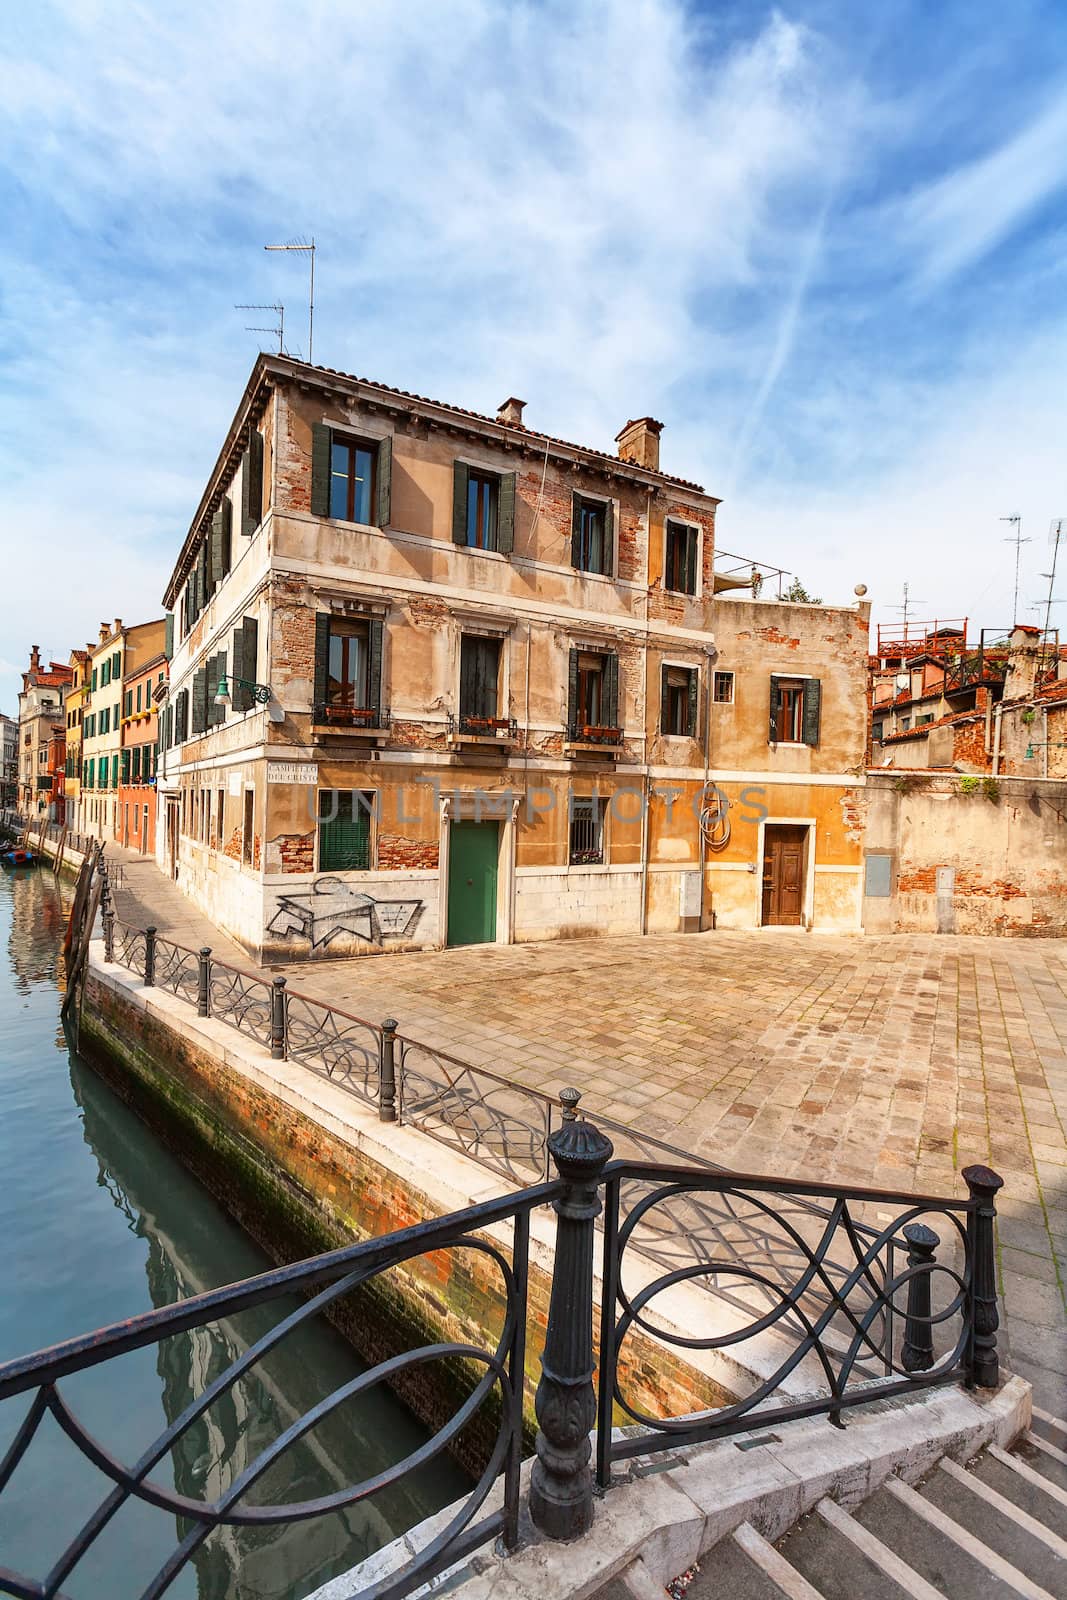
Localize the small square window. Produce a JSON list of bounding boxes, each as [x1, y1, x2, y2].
[[713, 671, 734, 704], [665, 522, 699, 595], [569, 796, 605, 865]]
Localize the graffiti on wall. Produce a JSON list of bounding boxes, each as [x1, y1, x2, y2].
[[267, 876, 425, 950]]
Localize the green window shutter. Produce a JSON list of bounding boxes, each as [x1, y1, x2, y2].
[[571, 496, 583, 569], [231, 624, 246, 712], [603, 499, 615, 577], [802, 678, 822, 747], [208, 510, 221, 588], [241, 617, 259, 712], [660, 665, 670, 734], [375, 434, 392, 528], [318, 790, 371, 871], [113, 651, 121, 678], [111, 754, 119, 790], [165, 612, 174, 661], [192, 669, 206, 735], [368, 618, 384, 713], [221, 498, 232, 576], [687, 668, 699, 737], [207, 652, 225, 726], [452, 461, 469, 544], [311, 423, 331, 517], [91, 668, 97, 692], [603, 653, 620, 728], [685, 528, 698, 595], [567, 647, 579, 732], [121, 749, 131, 783], [769, 675, 780, 743], [313, 612, 330, 712], [242, 429, 264, 537], [498, 472, 516, 554]]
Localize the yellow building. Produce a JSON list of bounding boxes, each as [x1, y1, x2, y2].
[[81, 619, 167, 838], [156, 355, 869, 960], [64, 649, 90, 833]]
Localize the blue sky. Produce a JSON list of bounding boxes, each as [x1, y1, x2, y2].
[[3, 0, 1067, 708]]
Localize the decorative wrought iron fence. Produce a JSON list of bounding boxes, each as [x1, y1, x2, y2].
[[0, 1182, 545, 1600], [207, 959, 275, 1050], [284, 988, 382, 1106], [151, 935, 201, 1006], [398, 1037, 557, 1184]]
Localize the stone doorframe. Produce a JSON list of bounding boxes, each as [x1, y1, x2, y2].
[[755, 816, 816, 930], [437, 789, 521, 948]]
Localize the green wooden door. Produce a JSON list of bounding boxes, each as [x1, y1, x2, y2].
[[447, 822, 499, 946]]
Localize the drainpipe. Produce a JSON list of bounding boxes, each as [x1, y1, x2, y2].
[[991, 703, 1003, 777], [699, 642, 715, 930], [1043, 706, 1049, 778], [639, 488, 652, 937]]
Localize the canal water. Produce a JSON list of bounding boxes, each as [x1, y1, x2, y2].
[[0, 865, 466, 1599]]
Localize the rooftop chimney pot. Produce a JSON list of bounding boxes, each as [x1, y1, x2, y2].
[[497, 397, 526, 426], [113, 618, 123, 635], [99, 624, 110, 644], [615, 416, 663, 472]]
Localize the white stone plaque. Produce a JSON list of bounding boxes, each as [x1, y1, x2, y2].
[[267, 762, 319, 785]]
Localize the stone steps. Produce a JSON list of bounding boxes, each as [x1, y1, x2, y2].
[[666, 1431, 1065, 1600]]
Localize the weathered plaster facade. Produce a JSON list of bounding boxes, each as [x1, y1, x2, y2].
[[157, 356, 870, 958]]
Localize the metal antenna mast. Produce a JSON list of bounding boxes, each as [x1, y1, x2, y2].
[[890, 581, 926, 641], [1038, 518, 1066, 676], [1000, 515, 1028, 625], [264, 237, 315, 362], [236, 303, 285, 353]]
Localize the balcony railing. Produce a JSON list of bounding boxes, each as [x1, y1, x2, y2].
[[311, 703, 391, 731], [565, 721, 624, 748], [448, 713, 519, 742]]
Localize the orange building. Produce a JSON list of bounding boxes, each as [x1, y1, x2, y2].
[[118, 650, 167, 854]]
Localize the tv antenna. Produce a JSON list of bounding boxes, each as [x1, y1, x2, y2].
[[1000, 515, 1029, 625], [1037, 518, 1067, 674], [890, 581, 926, 640], [265, 236, 315, 362], [236, 303, 285, 354]]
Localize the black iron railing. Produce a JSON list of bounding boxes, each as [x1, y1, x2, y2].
[[447, 713, 519, 740], [0, 1091, 1004, 1600], [565, 721, 623, 747], [311, 704, 391, 731]]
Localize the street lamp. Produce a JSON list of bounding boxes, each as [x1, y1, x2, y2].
[[214, 676, 274, 707]]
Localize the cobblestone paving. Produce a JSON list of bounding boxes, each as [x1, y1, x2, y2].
[[104, 844, 1066, 1409]]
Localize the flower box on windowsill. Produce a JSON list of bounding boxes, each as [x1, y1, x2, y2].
[[447, 714, 519, 751], [311, 705, 391, 741], [563, 724, 625, 757]]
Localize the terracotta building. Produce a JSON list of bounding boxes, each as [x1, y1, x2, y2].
[[81, 618, 167, 839], [17, 647, 72, 821], [118, 649, 168, 854], [156, 354, 871, 959]]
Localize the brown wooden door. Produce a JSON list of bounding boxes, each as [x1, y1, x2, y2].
[[761, 826, 807, 925]]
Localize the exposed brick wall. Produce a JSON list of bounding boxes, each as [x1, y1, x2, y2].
[[378, 834, 439, 870], [223, 827, 243, 862], [951, 716, 988, 768], [277, 832, 315, 873], [272, 584, 316, 693]]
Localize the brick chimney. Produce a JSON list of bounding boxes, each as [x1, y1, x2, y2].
[[29, 645, 40, 672], [113, 618, 123, 635], [615, 416, 663, 472], [497, 397, 526, 426], [1004, 624, 1043, 700], [99, 623, 110, 644]]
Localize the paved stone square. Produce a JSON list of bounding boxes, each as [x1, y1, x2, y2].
[[105, 843, 1066, 1408]]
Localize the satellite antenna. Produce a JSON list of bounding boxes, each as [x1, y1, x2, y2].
[[1000, 515, 1028, 625], [264, 237, 315, 362], [236, 303, 285, 354]]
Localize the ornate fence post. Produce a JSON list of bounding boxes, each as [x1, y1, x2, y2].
[[197, 948, 212, 1018], [962, 1164, 1004, 1388], [144, 926, 157, 988], [271, 976, 287, 1060], [529, 1087, 613, 1542], [380, 1019, 399, 1122], [901, 1222, 938, 1373]]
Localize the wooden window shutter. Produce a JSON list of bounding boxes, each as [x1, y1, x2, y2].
[[231, 624, 246, 712], [311, 424, 331, 517], [498, 472, 516, 554], [685, 528, 698, 595], [209, 509, 223, 588], [802, 678, 822, 747], [313, 612, 330, 711], [567, 647, 579, 732], [242, 429, 264, 537], [205, 656, 220, 726], [687, 667, 700, 736], [221, 498, 232, 576], [192, 669, 206, 735], [375, 435, 392, 528], [241, 617, 259, 711], [368, 618, 384, 712], [122, 749, 131, 783], [660, 664, 670, 734], [604, 653, 620, 728], [164, 613, 174, 661], [571, 495, 583, 569], [603, 499, 615, 577], [111, 753, 119, 790], [452, 461, 469, 544], [769, 676, 780, 742]]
